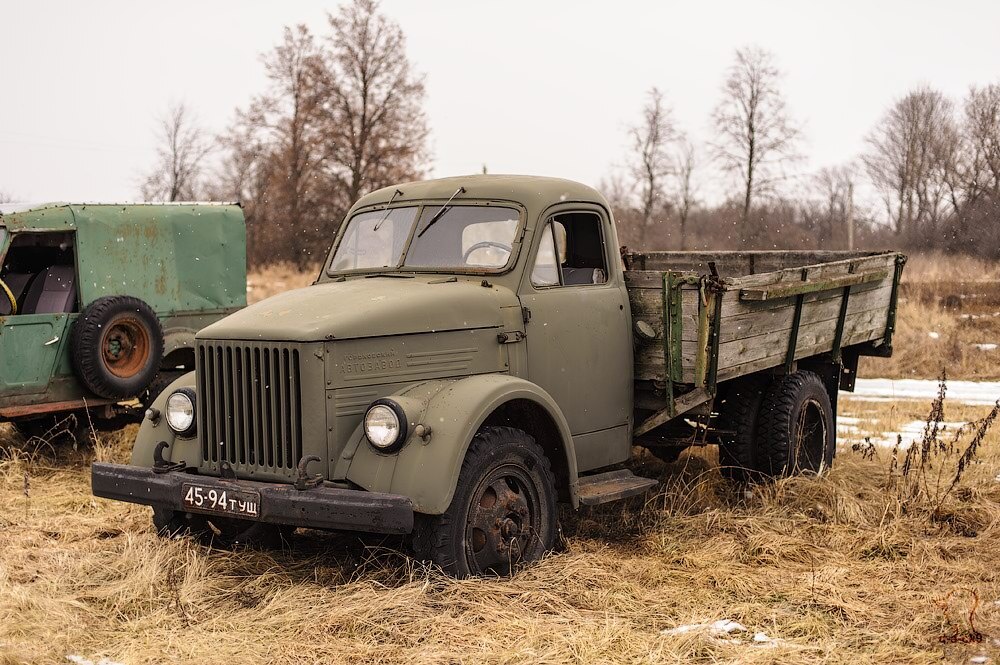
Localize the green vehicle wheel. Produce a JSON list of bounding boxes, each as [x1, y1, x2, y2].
[[412, 426, 558, 578]]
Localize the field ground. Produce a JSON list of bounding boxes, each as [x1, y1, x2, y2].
[[2, 253, 1000, 664]]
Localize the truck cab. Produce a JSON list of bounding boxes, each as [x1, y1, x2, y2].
[[91, 176, 903, 578]]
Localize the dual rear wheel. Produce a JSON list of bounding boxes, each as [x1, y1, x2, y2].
[[717, 370, 836, 481]]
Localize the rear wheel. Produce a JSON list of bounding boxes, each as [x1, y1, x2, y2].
[[152, 506, 294, 549], [412, 426, 558, 578], [715, 376, 770, 481], [756, 371, 835, 476]]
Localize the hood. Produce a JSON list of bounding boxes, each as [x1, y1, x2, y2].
[[198, 276, 520, 342]]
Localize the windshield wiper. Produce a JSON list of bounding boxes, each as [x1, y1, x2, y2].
[[372, 189, 403, 232], [364, 273, 415, 279], [416, 186, 466, 238]]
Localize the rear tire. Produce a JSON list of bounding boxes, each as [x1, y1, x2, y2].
[[756, 371, 835, 476], [412, 426, 558, 578], [715, 376, 770, 481], [152, 506, 293, 549]]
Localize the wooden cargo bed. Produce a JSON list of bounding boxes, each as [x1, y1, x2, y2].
[[624, 250, 906, 434]]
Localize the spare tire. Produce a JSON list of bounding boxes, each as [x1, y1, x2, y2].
[[71, 296, 164, 400]]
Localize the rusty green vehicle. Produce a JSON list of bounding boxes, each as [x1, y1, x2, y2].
[[0, 203, 245, 440], [91, 176, 904, 577]]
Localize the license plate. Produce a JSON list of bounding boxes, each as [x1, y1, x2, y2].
[[182, 483, 260, 518]]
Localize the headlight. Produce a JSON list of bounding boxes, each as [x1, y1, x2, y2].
[[165, 388, 197, 437], [364, 399, 408, 452]]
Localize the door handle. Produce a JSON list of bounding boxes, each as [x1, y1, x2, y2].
[[44, 336, 60, 346]]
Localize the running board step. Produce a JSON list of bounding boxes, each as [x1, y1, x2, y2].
[[576, 469, 659, 506]]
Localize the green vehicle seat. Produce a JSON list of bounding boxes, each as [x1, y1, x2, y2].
[[21, 265, 76, 314]]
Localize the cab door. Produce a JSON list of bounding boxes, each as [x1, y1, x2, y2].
[[0, 314, 71, 395], [517, 206, 633, 472], [0, 230, 77, 397]]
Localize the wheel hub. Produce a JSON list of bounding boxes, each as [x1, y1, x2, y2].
[[466, 468, 538, 575]]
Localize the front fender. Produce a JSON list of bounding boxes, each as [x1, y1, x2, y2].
[[130, 371, 198, 467], [345, 374, 578, 514]]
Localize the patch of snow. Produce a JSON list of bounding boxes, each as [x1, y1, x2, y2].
[[974, 343, 998, 351], [66, 657, 125, 665], [660, 620, 787, 647], [848, 379, 1000, 406], [753, 632, 786, 647], [662, 619, 746, 636], [866, 420, 967, 448], [928, 331, 941, 340]]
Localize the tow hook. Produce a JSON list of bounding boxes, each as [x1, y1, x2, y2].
[[152, 441, 185, 474], [295, 455, 324, 491]]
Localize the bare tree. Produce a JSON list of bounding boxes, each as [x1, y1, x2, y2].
[[674, 140, 698, 250], [220, 25, 328, 267], [813, 165, 856, 247], [319, 0, 430, 208], [140, 102, 213, 202], [0, 191, 14, 204], [216, 4, 432, 269], [628, 87, 677, 247], [712, 46, 800, 245], [863, 87, 955, 237]]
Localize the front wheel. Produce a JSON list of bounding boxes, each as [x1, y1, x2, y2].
[[412, 426, 558, 578]]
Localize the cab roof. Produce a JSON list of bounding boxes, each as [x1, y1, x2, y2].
[[354, 175, 610, 217], [0, 202, 240, 231]]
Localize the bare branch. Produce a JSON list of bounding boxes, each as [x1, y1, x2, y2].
[[711, 46, 800, 244]]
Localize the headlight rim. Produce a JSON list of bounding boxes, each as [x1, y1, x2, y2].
[[364, 398, 409, 454], [164, 387, 197, 438]]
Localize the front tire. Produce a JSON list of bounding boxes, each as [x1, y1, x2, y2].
[[412, 426, 558, 578]]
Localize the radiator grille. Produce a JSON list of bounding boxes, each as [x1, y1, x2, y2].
[[197, 341, 303, 471]]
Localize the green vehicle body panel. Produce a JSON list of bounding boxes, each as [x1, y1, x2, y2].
[[0, 204, 246, 418]]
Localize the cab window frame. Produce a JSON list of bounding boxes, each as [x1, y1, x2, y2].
[[325, 199, 527, 277], [528, 209, 612, 291]]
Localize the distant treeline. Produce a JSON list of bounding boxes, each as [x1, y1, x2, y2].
[[133, 1, 1000, 267]]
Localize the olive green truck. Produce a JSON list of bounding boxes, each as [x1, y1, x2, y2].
[[0, 203, 245, 440], [91, 176, 904, 577]]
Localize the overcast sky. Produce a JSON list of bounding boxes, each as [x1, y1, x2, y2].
[[2, 0, 999, 206]]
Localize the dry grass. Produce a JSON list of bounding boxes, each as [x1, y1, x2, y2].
[[2, 252, 999, 664], [857, 252, 1000, 381], [245, 263, 317, 304], [3, 393, 1000, 664]]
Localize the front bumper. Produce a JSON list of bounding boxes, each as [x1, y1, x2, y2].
[[91, 462, 414, 534]]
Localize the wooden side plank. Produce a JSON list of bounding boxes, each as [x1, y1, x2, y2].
[[739, 269, 888, 301], [627, 250, 885, 275], [680, 282, 893, 343]]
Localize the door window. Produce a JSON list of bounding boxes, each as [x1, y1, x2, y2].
[[0, 231, 77, 315], [530, 212, 608, 288]]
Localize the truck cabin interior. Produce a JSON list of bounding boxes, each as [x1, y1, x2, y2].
[[531, 212, 608, 287], [0, 231, 77, 316]]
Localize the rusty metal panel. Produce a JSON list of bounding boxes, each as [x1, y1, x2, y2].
[[69, 204, 246, 314]]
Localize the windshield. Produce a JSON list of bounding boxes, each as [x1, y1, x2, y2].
[[329, 204, 520, 273], [329, 206, 419, 272]]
